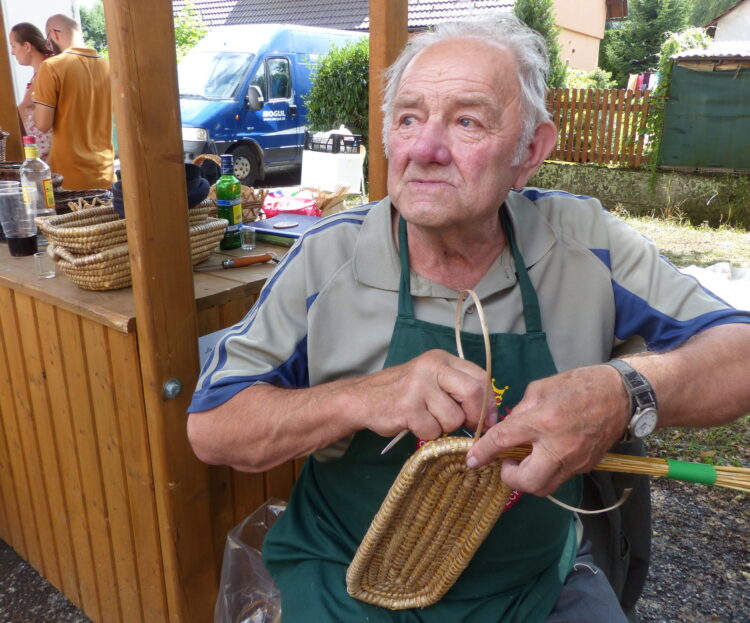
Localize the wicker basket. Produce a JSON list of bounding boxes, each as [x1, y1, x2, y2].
[[0, 161, 64, 187], [207, 184, 267, 223], [347, 290, 505, 610], [346, 437, 511, 609], [54, 188, 112, 214], [42, 200, 226, 291], [0, 131, 8, 162]]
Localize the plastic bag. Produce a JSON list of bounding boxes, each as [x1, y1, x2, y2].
[[262, 195, 321, 218], [214, 498, 287, 623]]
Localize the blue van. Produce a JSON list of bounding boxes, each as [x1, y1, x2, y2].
[[178, 24, 364, 185]]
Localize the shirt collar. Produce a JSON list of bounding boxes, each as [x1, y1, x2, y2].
[[65, 47, 101, 58], [353, 190, 556, 296]]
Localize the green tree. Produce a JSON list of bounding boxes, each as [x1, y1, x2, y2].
[[80, 0, 107, 53], [599, 0, 688, 87], [514, 0, 567, 88], [565, 67, 617, 89], [684, 0, 738, 27], [304, 37, 370, 147], [174, 2, 207, 61]]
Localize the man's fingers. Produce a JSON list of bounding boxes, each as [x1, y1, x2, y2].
[[499, 454, 566, 497], [465, 419, 528, 468]]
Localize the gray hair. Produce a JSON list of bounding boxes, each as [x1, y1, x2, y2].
[[381, 13, 551, 165]]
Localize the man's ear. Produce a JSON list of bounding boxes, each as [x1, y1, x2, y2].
[[512, 121, 557, 189]]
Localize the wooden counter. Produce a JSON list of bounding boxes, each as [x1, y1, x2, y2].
[[0, 241, 302, 622]]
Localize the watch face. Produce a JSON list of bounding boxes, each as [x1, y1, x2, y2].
[[631, 408, 658, 438]]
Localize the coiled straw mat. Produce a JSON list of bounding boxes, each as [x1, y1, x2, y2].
[[346, 289, 508, 610]]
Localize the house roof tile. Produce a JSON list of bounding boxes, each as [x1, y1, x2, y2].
[[173, 0, 515, 31]]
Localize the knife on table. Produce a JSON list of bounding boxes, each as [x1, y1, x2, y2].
[[194, 252, 279, 271]]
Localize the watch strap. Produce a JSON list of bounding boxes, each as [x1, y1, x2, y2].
[[606, 359, 658, 441]]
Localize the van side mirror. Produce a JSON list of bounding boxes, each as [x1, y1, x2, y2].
[[245, 85, 264, 111]]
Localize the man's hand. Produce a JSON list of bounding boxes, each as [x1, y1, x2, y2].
[[466, 364, 629, 496], [351, 349, 497, 441], [188, 348, 496, 472]]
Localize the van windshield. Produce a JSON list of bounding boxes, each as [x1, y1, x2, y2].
[[178, 51, 254, 99]]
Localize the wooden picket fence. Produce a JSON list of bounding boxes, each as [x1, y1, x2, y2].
[[546, 88, 654, 168]]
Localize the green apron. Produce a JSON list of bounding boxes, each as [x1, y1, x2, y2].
[[264, 208, 581, 622]]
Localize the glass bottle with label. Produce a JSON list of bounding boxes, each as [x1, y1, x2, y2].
[[216, 154, 242, 250], [20, 136, 55, 246], [20, 136, 55, 218]]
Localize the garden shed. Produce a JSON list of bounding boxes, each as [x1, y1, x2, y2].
[[660, 41, 750, 171]]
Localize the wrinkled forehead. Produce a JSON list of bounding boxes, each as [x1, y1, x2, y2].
[[397, 37, 520, 102]]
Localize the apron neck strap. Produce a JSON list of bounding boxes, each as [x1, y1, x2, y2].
[[500, 207, 543, 333], [396, 208, 543, 333]]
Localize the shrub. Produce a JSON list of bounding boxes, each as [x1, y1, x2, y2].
[[304, 38, 370, 148], [565, 68, 617, 90]]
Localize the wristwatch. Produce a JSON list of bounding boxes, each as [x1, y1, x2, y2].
[[605, 359, 659, 440]]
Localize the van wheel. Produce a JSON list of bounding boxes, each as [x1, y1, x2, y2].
[[230, 146, 260, 185]]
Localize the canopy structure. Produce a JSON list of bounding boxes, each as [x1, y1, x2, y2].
[[0, 1, 406, 621]]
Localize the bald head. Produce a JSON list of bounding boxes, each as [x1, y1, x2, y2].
[[45, 14, 84, 52]]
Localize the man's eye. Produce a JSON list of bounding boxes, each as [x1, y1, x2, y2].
[[400, 115, 415, 126], [459, 118, 476, 128]]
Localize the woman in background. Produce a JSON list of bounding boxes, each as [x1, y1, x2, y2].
[[9, 22, 55, 161]]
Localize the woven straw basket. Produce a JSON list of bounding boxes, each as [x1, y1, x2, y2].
[[0, 131, 8, 162], [37, 199, 227, 291], [346, 437, 511, 609], [346, 290, 508, 610]]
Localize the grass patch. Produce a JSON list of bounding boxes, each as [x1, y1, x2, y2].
[[614, 206, 750, 269], [648, 415, 750, 466], [613, 210, 750, 468]]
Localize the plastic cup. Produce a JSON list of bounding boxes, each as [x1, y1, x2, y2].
[[34, 251, 56, 278], [240, 225, 256, 251], [0, 187, 37, 256]]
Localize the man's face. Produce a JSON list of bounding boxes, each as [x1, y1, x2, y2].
[[386, 39, 526, 230], [45, 26, 62, 55]]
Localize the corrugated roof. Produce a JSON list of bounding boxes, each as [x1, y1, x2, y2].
[[173, 0, 515, 32], [671, 40, 750, 61]]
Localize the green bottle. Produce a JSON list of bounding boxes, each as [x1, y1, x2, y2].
[[216, 154, 242, 249]]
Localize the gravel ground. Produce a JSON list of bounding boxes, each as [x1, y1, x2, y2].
[[637, 479, 749, 623], [1, 477, 747, 622]]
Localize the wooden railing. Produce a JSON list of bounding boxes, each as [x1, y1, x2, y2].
[[546, 88, 654, 168]]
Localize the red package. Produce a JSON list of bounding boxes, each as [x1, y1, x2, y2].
[[262, 196, 321, 218]]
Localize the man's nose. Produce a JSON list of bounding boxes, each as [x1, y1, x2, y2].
[[407, 120, 452, 166]]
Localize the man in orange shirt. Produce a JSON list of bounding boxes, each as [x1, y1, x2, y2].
[[33, 14, 114, 190]]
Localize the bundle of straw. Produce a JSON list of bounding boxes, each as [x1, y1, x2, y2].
[[500, 446, 750, 493]]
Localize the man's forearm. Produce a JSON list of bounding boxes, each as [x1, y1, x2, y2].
[[187, 381, 361, 472], [188, 349, 495, 473], [625, 323, 750, 430]]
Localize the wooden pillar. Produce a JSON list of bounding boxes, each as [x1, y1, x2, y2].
[[102, 1, 216, 621], [368, 0, 408, 201], [0, 9, 24, 162]]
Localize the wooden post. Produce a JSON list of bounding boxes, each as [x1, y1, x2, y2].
[[368, 0, 408, 201], [102, 1, 216, 621], [0, 10, 24, 162]]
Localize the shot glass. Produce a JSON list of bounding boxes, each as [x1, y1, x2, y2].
[[240, 225, 256, 251], [34, 251, 56, 279]]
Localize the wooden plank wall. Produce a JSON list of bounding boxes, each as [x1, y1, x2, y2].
[[0, 285, 303, 622], [547, 88, 652, 168], [196, 294, 304, 568], [0, 285, 168, 623]]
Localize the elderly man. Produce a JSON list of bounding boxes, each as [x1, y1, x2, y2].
[[33, 13, 114, 190], [188, 15, 750, 622]]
